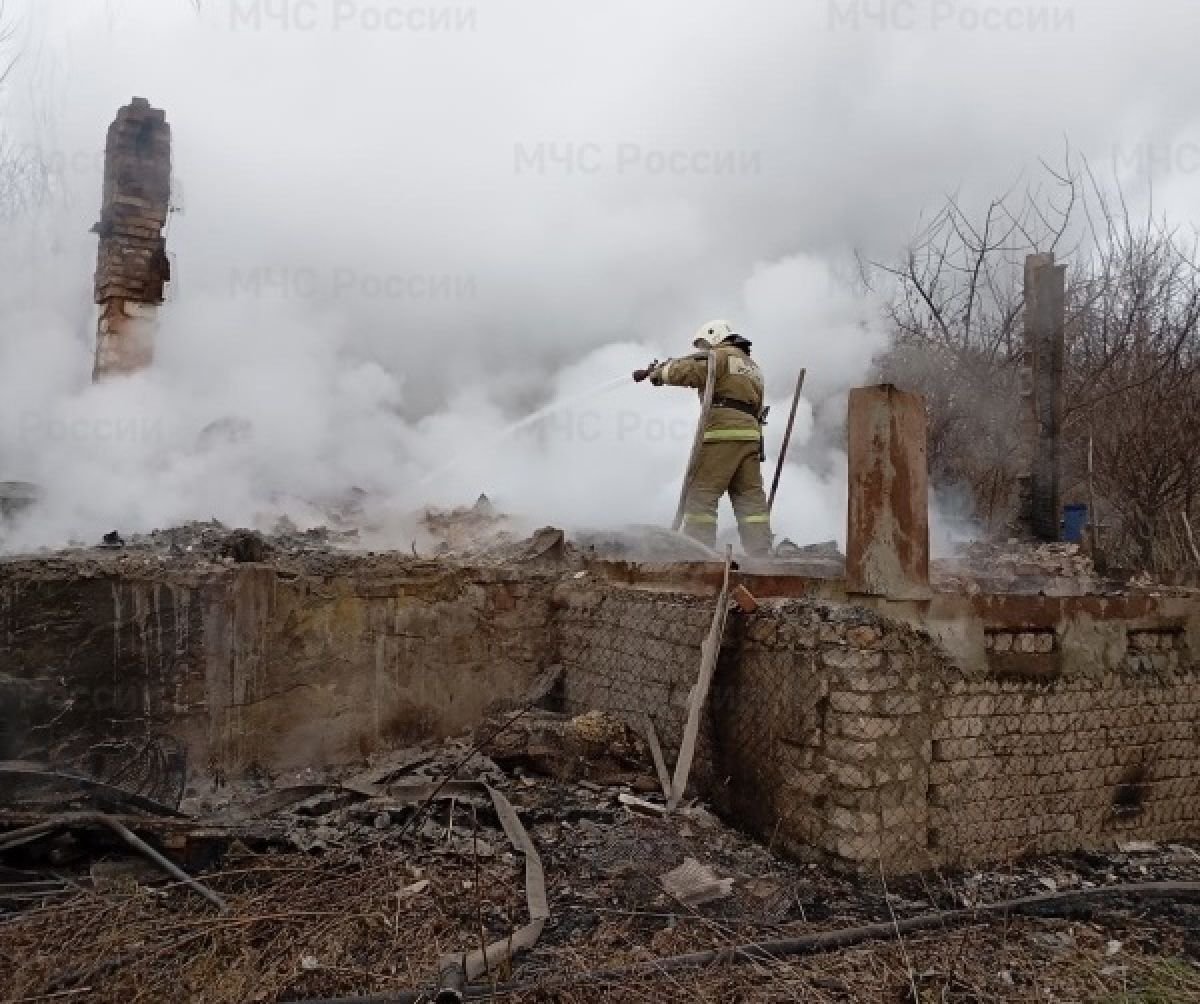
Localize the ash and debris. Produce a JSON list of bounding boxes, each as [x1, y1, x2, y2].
[[419, 493, 511, 554], [2, 711, 1199, 1001], [932, 537, 1196, 596], [3, 483, 848, 575], [12, 481, 1191, 595], [933, 539, 1113, 596]]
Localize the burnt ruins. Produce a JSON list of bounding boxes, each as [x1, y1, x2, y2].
[[0, 99, 1197, 1004]]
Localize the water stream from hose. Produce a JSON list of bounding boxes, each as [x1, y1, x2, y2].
[[419, 373, 629, 486]]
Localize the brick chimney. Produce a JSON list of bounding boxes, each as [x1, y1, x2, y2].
[[91, 97, 171, 381]]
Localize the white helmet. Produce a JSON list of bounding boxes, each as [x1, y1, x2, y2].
[[693, 319, 737, 349]]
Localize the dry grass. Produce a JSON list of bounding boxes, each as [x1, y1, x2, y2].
[[2, 839, 1198, 1003], [0, 847, 515, 1002], [507, 920, 1200, 1003], [2, 775, 1198, 1003]]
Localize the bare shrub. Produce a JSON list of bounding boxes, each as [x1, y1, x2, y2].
[[869, 155, 1200, 572]]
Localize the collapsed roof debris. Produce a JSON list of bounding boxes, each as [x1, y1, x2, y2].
[[932, 540, 1102, 596], [420, 494, 512, 554]]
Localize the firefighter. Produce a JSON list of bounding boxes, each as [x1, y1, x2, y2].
[[633, 320, 773, 555]]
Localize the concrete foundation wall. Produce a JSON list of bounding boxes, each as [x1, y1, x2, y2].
[[0, 571, 207, 765], [0, 562, 551, 775]]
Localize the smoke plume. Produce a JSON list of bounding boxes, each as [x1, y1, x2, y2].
[[1, 0, 1196, 552]]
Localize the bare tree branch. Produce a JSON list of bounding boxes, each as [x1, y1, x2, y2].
[[872, 156, 1200, 569]]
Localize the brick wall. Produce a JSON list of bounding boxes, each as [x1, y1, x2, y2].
[[551, 587, 943, 869], [92, 98, 171, 379]]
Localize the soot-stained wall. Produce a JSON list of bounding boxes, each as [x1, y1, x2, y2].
[[0, 559, 552, 776]]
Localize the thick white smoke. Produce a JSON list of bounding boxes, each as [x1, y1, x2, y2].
[[1, 244, 882, 548], [2, 0, 1197, 552]]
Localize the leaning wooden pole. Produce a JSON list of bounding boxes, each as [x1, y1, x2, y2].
[[672, 349, 718, 532], [768, 368, 807, 513], [669, 546, 732, 809]]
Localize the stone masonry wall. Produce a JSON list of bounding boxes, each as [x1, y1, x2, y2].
[[553, 585, 716, 782], [699, 599, 942, 872], [552, 587, 943, 871], [550, 583, 1200, 874], [794, 610, 937, 873], [929, 628, 1199, 865]]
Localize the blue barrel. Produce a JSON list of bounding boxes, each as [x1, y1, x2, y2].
[[1062, 503, 1088, 543]]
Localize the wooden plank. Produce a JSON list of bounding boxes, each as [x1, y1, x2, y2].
[[640, 714, 673, 801], [668, 547, 732, 809], [1182, 511, 1200, 567]]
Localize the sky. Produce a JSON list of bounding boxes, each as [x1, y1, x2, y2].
[[1, 0, 1199, 552]]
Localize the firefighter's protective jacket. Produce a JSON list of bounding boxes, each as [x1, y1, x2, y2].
[[653, 344, 765, 441]]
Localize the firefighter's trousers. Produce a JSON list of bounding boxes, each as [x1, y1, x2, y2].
[[680, 439, 773, 556]]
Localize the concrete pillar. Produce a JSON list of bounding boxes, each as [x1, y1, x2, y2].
[[91, 97, 172, 381], [846, 384, 930, 599], [1018, 253, 1067, 541]]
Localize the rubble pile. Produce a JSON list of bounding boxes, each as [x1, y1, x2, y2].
[[574, 526, 723, 562], [482, 709, 655, 784], [126, 519, 360, 559], [449, 524, 575, 566], [419, 494, 513, 554], [933, 539, 1104, 595], [3, 520, 364, 573]]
